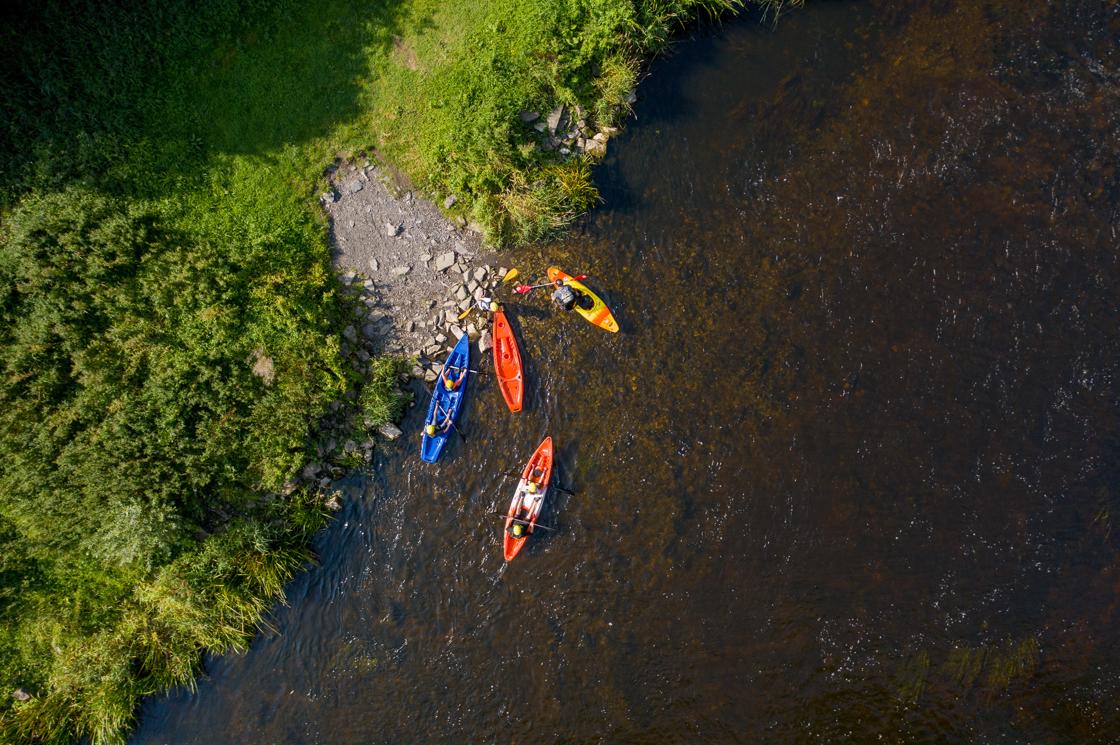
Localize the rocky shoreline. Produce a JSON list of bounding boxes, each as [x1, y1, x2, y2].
[[293, 158, 518, 502]]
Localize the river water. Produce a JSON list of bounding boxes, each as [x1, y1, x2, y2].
[[134, 1, 1120, 742]]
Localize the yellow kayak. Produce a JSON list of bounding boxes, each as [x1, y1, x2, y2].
[[547, 266, 619, 333]]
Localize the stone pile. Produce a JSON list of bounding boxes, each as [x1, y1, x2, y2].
[[520, 97, 632, 159]]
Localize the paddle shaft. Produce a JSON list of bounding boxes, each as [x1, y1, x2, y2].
[[503, 472, 576, 495], [514, 274, 586, 294], [426, 395, 467, 442], [494, 513, 557, 532]]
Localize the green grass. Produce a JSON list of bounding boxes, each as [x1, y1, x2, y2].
[[0, 0, 771, 742]]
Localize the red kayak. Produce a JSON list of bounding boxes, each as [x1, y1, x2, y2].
[[492, 308, 524, 412], [503, 437, 553, 561]]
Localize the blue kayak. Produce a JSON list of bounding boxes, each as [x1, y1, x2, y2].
[[420, 333, 471, 463]]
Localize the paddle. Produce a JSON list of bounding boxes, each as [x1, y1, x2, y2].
[[493, 513, 558, 532], [503, 473, 577, 496], [513, 274, 586, 294], [445, 364, 488, 376]]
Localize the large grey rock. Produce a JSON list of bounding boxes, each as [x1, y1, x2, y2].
[[390, 265, 411, 276], [472, 266, 488, 282], [454, 285, 469, 301], [434, 252, 456, 272], [368, 258, 379, 272], [547, 105, 566, 134], [377, 422, 403, 441], [449, 324, 465, 340], [362, 323, 377, 339], [467, 279, 479, 294], [478, 329, 493, 353], [348, 179, 363, 193]]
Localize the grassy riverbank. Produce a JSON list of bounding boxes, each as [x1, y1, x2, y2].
[[0, 0, 758, 742]]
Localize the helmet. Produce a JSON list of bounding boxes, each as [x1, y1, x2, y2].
[[527, 482, 538, 494], [489, 301, 499, 313], [443, 377, 454, 390], [512, 523, 524, 537], [424, 424, 436, 436]]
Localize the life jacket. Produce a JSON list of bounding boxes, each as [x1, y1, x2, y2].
[[551, 284, 578, 311]]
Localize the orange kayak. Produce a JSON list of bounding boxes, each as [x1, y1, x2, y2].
[[546, 266, 619, 333], [503, 437, 553, 561], [491, 308, 524, 412]]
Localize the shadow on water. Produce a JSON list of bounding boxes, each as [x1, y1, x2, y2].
[[134, 0, 1120, 742]]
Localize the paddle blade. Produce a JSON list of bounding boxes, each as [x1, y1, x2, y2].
[[513, 285, 533, 294], [457, 307, 472, 320], [502, 268, 520, 283]]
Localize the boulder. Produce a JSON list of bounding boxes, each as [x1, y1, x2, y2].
[[435, 333, 447, 344], [585, 139, 607, 157], [466, 323, 478, 338], [390, 265, 411, 276], [478, 329, 493, 353], [434, 252, 456, 272], [348, 179, 364, 193], [454, 285, 469, 301], [472, 266, 488, 282], [467, 279, 479, 294], [450, 324, 465, 340], [377, 422, 403, 441], [547, 105, 566, 134], [343, 325, 358, 343], [362, 323, 377, 339], [472, 287, 486, 300]]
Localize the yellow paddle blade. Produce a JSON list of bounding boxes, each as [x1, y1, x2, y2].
[[502, 268, 520, 283], [457, 307, 473, 320]]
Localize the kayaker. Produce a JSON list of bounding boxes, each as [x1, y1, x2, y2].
[[508, 521, 526, 538], [475, 297, 500, 313], [522, 481, 541, 510], [440, 365, 468, 391], [551, 281, 594, 312], [425, 405, 453, 437]]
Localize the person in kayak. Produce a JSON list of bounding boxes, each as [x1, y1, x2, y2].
[[508, 521, 525, 538], [440, 364, 468, 391], [522, 480, 542, 510], [551, 281, 594, 312], [424, 405, 454, 437]]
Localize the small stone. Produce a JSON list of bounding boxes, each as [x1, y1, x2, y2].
[[534, 121, 547, 133], [466, 322, 478, 338], [320, 191, 336, 204], [467, 279, 479, 294], [356, 349, 370, 362], [586, 139, 607, 157], [407, 320, 416, 333], [498, 266, 508, 278], [420, 253, 432, 263], [340, 271, 356, 284], [377, 422, 403, 441], [478, 329, 493, 353], [411, 365, 424, 378], [559, 147, 571, 155], [457, 297, 473, 312], [434, 252, 456, 272], [343, 325, 358, 343], [324, 494, 342, 511], [472, 287, 485, 301], [453, 241, 470, 255], [443, 194, 457, 209], [386, 222, 402, 237], [423, 368, 439, 383], [519, 110, 540, 123], [466, 221, 485, 235], [593, 132, 607, 142], [362, 323, 377, 339], [12, 688, 31, 702], [302, 463, 322, 480], [450, 324, 465, 340], [390, 265, 411, 276], [472, 266, 488, 282], [454, 285, 469, 301], [435, 333, 447, 344], [368, 258, 379, 272], [348, 179, 363, 193], [319, 476, 333, 490]]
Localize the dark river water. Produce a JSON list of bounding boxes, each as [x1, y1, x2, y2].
[[134, 1, 1120, 742]]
